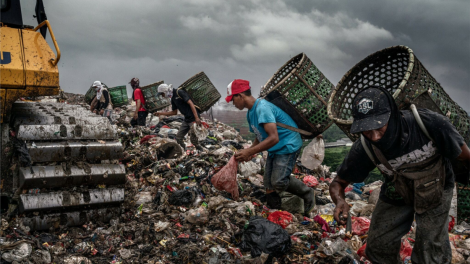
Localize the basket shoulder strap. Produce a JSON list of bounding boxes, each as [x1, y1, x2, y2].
[[177, 87, 201, 111], [275, 122, 312, 136], [410, 104, 433, 142], [361, 134, 377, 165]]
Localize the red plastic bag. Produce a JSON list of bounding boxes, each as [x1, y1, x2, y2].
[[313, 215, 331, 232], [140, 135, 156, 144], [351, 216, 370, 236], [267, 211, 293, 229], [357, 243, 367, 258], [449, 215, 455, 232], [399, 238, 412, 261], [303, 175, 319, 187], [211, 156, 239, 200]]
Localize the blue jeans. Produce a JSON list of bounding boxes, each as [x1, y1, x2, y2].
[[263, 150, 300, 193]]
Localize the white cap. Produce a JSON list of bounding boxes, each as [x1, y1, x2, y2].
[[92, 80, 102, 87]]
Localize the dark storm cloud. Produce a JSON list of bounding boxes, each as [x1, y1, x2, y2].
[[38, 0, 468, 111]]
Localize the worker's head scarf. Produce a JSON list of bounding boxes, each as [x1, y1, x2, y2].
[[92, 81, 103, 100], [363, 86, 404, 156], [157, 84, 174, 98]]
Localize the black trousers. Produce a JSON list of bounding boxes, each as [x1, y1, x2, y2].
[[130, 111, 148, 127]]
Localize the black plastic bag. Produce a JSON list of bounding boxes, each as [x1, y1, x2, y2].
[[238, 216, 291, 257], [168, 189, 195, 206], [221, 140, 243, 150]]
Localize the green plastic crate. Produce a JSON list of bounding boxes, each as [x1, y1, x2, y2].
[[109, 85, 128, 107], [141, 81, 171, 112], [179, 72, 221, 112]]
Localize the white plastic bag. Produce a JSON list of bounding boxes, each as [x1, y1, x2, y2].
[[301, 137, 325, 170], [191, 123, 208, 141]]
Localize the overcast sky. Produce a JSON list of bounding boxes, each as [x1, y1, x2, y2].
[[23, 0, 469, 111]]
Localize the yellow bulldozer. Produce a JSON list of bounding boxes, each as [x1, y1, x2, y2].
[[1, 0, 125, 230]]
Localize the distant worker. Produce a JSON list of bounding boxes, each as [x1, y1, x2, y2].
[[154, 84, 203, 151], [330, 86, 470, 263], [129, 77, 148, 127], [89, 80, 112, 115], [226, 79, 315, 216]]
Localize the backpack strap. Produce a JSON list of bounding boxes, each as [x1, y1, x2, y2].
[[410, 104, 433, 142], [275, 122, 313, 136], [177, 87, 201, 111], [252, 98, 312, 136], [361, 134, 377, 165]]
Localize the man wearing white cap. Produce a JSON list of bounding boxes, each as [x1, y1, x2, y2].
[[89, 80, 112, 115]]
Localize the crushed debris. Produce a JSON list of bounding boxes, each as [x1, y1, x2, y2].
[[1, 93, 464, 264]]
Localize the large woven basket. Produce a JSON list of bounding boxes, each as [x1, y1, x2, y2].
[[261, 53, 334, 138], [109, 85, 128, 107], [84, 83, 109, 105], [141, 81, 171, 111], [179, 72, 221, 112], [327, 45, 470, 142]]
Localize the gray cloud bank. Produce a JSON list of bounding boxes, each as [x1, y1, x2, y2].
[[37, 0, 468, 111]]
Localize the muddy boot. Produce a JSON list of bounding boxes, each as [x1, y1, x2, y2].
[[266, 192, 282, 209], [286, 176, 315, 216]]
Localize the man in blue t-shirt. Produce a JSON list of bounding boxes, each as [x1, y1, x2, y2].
[[226, 79, 315, 216]]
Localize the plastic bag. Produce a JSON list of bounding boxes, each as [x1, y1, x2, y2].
[[303, 175, 319, 187], [300, 137, 324, 170], [238, 161, 261, 178], [208, 196, 229, 210], [191, 123, 209, 141], [168, 189, 195, 206], [135, 192, 153, 204], [314, 214, 331, 232], [1, 242, 32, 262], [211, 156, 239, 200], [351, 216, 371, 236], [357, 243, 367, 258], [238, 216, 291, 257], [185, 207, 209, 224], [399, 238, 413, 261], [267, 211, 293, 229], [140, 135, 156, 144], [347, 235, 363, 252], [320, 237, 348, 256]]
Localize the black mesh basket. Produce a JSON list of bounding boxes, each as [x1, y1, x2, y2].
[[327, 45, 470, 143]]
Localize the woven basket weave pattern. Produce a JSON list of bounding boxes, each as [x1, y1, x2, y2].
[[328, 45, 469, 142], [261, 53, 334, 135], [179, 72, 221, 113], [141, 81, 171, 111]]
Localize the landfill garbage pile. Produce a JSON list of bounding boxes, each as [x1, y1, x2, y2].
[[1, 93, 468, 264]]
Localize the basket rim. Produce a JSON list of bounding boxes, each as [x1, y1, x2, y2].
[[109, 85, 127, 90], [327, 45, 415, 125], [261, 52, 305, 97], [179, 72, 207, 89], [141, 81, 164, 89]]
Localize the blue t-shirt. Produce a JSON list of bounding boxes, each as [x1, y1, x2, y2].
[[247, 99, 302, 154]]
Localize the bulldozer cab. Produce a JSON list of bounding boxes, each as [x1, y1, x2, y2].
[[1, 0, 61, 123]]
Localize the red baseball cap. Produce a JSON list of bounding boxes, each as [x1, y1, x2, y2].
[[225, 79, 250, 103]]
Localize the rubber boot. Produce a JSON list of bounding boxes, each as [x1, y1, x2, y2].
[[286, 176, 315, 216]]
